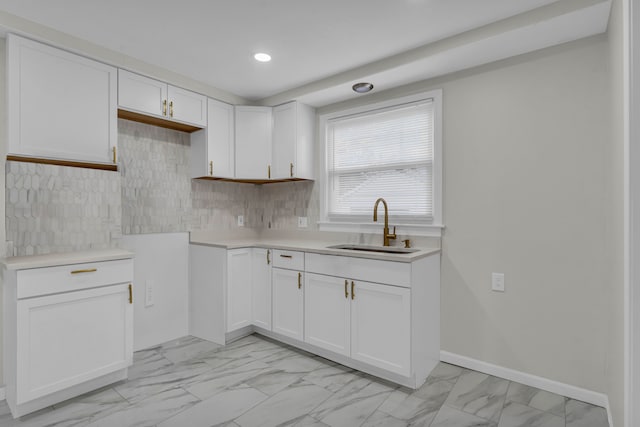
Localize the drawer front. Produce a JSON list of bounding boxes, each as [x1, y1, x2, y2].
[[305, 253, 410, 288], [272, 249, 304, 270], [17, 258, 134, 299]]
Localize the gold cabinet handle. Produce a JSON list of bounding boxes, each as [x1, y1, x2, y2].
[[290, 162, 294, 178], [209, 161, 213, 176], [128, 283, 133, 304], [351, 281, 355, 300], [268, 165, 271, 179], [163, 99, 167, 116], [112, 146, 117, 164], [71, 268, 97, 274], [169, 101, 174, 117], [345, 279, 349, 299], [267, 250, 270, 265], [298, 272, 302, 289], [280, 254, 292, 259]]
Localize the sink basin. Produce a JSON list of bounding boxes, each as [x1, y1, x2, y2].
[[327, 244, 419, 254]]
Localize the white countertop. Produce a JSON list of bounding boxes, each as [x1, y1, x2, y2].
[[1, 248, 134, 270], [189, 236, 440, 262]]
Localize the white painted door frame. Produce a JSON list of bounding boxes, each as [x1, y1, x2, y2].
[[627, 1, 640, 427]]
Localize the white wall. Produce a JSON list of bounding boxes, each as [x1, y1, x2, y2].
[[120, 233, 189, 351], [0, 38, 6, 387], [319, 34, 617, 402]]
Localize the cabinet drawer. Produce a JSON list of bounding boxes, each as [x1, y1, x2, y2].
[[17, 258, 134, 299], [272, 250, 304, 270], [305, 253, 410, 288]]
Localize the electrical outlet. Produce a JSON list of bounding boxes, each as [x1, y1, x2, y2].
[[298, 216, 308, 228], [145, 279, 155, 307], [492, 273, 505, 292], [237, 215, 244, 227]]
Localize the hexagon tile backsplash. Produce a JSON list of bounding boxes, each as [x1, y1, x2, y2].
[[5, 119, 317, 256]]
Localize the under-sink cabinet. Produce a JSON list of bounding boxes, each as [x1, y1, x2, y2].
[[188, 243, 440, 389], [118, 69, 207, 128], [2, 254, 134, 418]]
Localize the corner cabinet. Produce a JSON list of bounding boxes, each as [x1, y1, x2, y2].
[[191, 98, 235, 178], [7, 34, 118, 166], [118, 69, 207, 128], [235, 106, 273, 180], [272, 102, 315, 180], [2, 255, 134, 418]]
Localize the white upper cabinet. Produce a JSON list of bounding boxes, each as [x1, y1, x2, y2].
[[235, 106, 273, 180], [272, 101, 315, 180], [118, 69, 207, 127], [191, 98, 235, 178], [7, 34, 117, 165]]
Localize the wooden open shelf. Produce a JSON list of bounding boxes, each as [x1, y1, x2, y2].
[[118, 109, 203, 133], [7, 155, 118, 171], [194, 176, 310, 185]]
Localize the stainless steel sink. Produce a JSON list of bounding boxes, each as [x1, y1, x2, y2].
[[327, 244, 419, 254]]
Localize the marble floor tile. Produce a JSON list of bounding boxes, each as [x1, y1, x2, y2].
[[408, 378, 455, 406], [445, 370, 509, 422], [160, 335, 223, 364], [234, 381, 332, 427], [157, 387, 268, 427], [431, 405, 498, 427], [497, 401, 564, 427], [86, 388, 200, 427], [184, 359, 271, 400], [505, 382, 565, 417], [360, 410, 409, 427], [114, 358, 214, 403], [243, 368, 306, 395], [426, 362, 466, 384], [302, 364, 360, 393], [278, 415, 331, 426], [377, 380, 453, 426], [309, 375, 394, 427], [565, 399, 609, 427]]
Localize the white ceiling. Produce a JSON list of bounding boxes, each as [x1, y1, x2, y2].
[[0, 0, 574, 103]]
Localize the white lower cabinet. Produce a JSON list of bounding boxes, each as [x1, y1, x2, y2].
[[350, 280, 411, 376], [304, 273, 350, 356], [227, 248, 253, 332], [272, 267, 304, 340], [252, 248, 272, 330], [3, 255, 134, 418], [304, 274, 410, 376]]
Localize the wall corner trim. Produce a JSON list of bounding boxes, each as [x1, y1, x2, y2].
[[440, 351, 612, 425], [0, 386, 5, 401]]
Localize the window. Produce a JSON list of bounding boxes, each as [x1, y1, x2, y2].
[[320, 91, 442, 235]]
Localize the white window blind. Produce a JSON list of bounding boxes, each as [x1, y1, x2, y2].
[[326, 99, 434, 221]]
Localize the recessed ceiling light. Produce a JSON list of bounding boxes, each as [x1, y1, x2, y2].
[[352, 82, 374, 93], [254, 53, 271, 62]]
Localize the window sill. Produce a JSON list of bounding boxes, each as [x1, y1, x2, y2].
[[317, 221, 444, 237]]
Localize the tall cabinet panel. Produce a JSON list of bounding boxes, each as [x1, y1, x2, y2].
[[235, 106, 272, 179], [7, 34, 117, 165], [226, 249, 253, 332], [252, 248, 272, 330]]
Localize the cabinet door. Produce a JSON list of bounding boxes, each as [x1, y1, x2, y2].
[[168, 85, 207, 127], [16, 284, 133, 404], [350, 281, 411, 376], [235, 106, 272, 179], [272, 102, 296, 179], [7, 34, 117, 164], [207, 98, 235, 178], [227, 248, 253, 332], [252, 248, 272, 330], [118, 69, 168, 118], [304, 273, 350, 356], [272, 268, 304, 340]]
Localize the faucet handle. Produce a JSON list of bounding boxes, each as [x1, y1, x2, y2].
[[388, 226, 397, 239]]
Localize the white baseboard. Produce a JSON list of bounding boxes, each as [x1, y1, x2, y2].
[[441, 351, 612, 424]]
